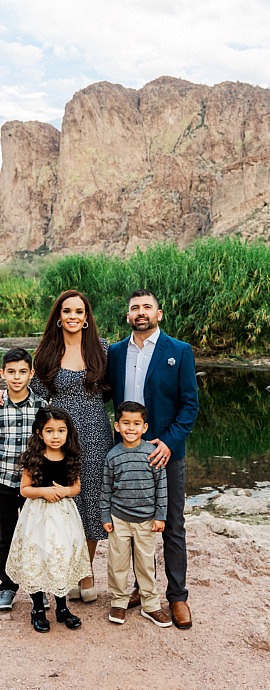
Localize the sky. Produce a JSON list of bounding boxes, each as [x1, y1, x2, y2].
[[0, 0, 270, 133]]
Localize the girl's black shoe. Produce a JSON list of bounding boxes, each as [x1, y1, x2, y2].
[[31, 608, 50, 633], [56, 607, 81, 629]]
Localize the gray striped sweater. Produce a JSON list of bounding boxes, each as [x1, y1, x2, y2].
[[100, 440, 167, 524]]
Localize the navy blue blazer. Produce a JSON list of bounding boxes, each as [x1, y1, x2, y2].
[[107, 330, 199, 461]]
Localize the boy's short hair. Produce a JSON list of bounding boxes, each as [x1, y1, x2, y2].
[[2, 348, 32, 370], [116, 401, 148, 422]]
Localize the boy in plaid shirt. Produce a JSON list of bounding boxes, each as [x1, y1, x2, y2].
[[0, 348, 46, 609]]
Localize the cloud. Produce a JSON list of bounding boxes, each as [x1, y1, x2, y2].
[[0, 85, 62, 125], [0, 0, 270, 129], [0, 39, 42, 65], [0, 39, 43, 84]]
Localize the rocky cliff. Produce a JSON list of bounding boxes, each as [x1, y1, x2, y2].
[[0, 121, 60, 261], [1, 76, 270, 261]]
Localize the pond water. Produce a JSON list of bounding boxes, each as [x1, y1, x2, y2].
[[1, 336, 269, 498], [186, 367, 270, 496], [0, 321, 40, 338]]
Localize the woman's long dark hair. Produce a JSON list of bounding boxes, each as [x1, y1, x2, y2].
[[20, 406, 81, 486], [34, 290, 106, 392]]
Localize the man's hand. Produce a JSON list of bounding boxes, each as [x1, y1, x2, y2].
[[148, 439, 171, 468], [152, 519, 165, 532], [102, 522, 114, 533]]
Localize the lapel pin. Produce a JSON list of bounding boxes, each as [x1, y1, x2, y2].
[[168, 357, 176, 366]]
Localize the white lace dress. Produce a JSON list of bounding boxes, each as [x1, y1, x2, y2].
[[6, 458, 92, 596]]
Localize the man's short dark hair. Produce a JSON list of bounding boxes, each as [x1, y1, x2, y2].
[[116, 401, 148, 422], [2, 348, 32, 370], [128, 289, 160, 308]]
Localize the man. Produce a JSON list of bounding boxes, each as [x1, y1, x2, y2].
[[107, 289, 199, 629]]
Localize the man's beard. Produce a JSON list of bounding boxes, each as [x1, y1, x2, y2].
[[132, 318, 156, 331]]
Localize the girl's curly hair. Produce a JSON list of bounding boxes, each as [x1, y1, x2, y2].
[[20, 406, 81, 486]]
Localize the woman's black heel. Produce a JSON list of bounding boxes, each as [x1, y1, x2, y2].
[[31, 608, 50, 633], [56, 607, 81, 629]]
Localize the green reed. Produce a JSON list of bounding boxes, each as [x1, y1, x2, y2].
[[1, 238, 270, 353]]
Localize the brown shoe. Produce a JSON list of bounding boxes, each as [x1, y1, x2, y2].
[[141, 608, 172, 628], [109, 607, 126, 624], [169, 601, 192, 629], [127, 587, 141, 609]]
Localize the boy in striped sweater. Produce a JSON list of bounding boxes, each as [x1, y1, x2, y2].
[[100, 401, 171, 627]]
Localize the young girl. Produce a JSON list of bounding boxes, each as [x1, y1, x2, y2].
[[6, 406, 92, 633]]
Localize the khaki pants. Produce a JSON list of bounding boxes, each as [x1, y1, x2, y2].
[[108, 515, 160, 611]]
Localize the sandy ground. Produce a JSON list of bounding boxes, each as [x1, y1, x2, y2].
[[1, 509, 269, 690]]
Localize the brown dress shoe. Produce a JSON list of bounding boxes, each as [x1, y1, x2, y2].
[[169, 601, 192, 629], [127, 587, 141, 609]]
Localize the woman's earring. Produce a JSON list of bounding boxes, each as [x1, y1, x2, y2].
[[83, 321, 89, 329], [57, 319, 62, 328]]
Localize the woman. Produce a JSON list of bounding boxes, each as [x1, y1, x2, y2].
[[31, 290, 113, 602]]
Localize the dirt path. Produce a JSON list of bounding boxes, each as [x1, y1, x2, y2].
[[1, 514, 269, 690]]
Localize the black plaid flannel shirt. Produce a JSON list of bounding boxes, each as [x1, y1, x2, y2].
[[0, 389, 46, 488]]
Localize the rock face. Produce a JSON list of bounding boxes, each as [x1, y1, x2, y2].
[[1, 76, 270, 260], [0, 121, 60, 261]]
